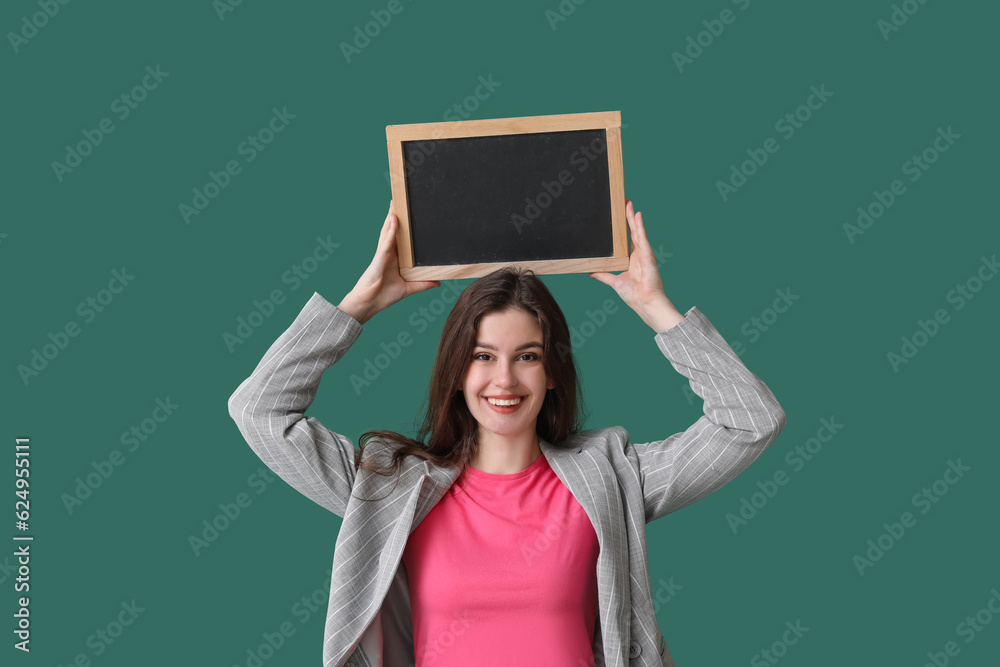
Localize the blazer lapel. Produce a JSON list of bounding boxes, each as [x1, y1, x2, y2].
[[329, 452, 463, 666], [541, 437, 630, 667]]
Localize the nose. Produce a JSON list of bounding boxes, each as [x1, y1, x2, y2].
[[493, 359, 516, 388]]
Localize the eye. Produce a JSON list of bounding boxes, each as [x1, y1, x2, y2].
[[472, 352, 541, 362]]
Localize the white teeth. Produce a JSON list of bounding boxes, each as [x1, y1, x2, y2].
[[487, 397, 523, 406]]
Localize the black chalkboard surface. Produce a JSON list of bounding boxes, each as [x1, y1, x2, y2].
[[386, 112, 628, 280]]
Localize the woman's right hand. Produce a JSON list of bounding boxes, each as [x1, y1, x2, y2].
[[337, 200, 441, 325]]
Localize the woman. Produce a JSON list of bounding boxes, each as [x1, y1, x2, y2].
[[228, 199, 786, 667]]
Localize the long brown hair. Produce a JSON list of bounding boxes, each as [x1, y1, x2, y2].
[[352, 265, 587, 500]]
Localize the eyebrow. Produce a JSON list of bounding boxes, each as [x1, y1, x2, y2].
[[474, 342, 544, 351]]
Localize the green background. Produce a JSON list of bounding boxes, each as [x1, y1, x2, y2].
[[4, 0, 998, 664]]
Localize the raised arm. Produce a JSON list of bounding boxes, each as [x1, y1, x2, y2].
[[227, 295, 365, 517], [227, 201, 440, 517], [590, 199, 786, 522], [629, 306, 785, 522]]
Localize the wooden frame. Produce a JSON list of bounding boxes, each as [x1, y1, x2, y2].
[[386, 111, 629, 281]]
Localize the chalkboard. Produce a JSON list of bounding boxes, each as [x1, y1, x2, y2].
[[386, 111, 628, 280]]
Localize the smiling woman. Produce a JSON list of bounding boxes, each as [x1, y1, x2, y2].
[[460, 307, 557, 472], [228, 198, 787, 666]]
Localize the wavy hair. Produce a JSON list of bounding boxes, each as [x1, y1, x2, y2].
[[352, 265, 587, 500]]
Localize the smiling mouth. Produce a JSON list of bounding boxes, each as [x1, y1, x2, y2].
[[486, 396, 524, 406]]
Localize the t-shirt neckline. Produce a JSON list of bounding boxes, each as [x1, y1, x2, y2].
[[463, 452, 548, 481]]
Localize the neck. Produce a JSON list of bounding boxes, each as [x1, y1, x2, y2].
[[469, 431, 542, 474]]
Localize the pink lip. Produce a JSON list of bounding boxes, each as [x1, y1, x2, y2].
[[483, 395, 525, 414], [485, 394, 524, 399]]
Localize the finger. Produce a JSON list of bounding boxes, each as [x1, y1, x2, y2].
[[625, 198, 646, 240], [633, 209, 651, 247], [630, 211, 647, 251], [378, 207, 397, 251], [625, 205, 651, 261], [625, 200, 640, 254], [589, 272, 612, 287], [407, 280, 441, 296], [632, 214, 659, 270]]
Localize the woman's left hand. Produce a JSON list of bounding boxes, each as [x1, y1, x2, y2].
[[589, 199, 685, 332]]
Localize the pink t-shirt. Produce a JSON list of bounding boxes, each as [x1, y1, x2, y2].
[[401, 452, 600, 666]]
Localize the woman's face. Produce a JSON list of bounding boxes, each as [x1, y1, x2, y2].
[[459, 308, 555, 447]]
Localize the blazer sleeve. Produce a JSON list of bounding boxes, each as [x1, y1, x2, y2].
[[629, 306, 787, 523], [227, 291, 364, 518]]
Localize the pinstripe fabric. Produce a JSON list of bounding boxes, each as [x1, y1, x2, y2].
[[228, 292, 786, 667]]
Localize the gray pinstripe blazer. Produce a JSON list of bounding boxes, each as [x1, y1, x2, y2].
[[228, 291, 786, 667]]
